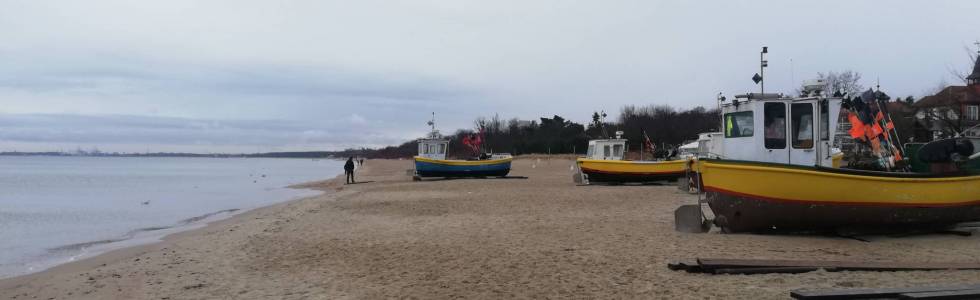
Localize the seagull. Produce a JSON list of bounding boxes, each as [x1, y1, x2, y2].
[[141, 201, 150, 205]]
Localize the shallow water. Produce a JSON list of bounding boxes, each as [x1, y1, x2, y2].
[[0, 156, 341, 278]]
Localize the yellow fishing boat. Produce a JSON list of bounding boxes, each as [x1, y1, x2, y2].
[[677, 78, 980, 233], [574, 132, 687, 184]]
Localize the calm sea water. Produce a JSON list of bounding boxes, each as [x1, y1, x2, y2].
[[0, 156, 342, 278]]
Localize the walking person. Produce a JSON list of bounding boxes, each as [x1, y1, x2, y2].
[[344, 157, 356, 184]]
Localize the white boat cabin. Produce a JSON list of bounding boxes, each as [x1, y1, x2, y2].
[[718, 84, 842, 167], [586, 139, 627, 160], [417, 128, 449, 160], [677, 140, 699, 159], [681, 132, 725, 158]]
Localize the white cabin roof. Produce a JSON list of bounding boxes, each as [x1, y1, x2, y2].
[[679, 141, 699, 150], [588, 139, 627, 145]]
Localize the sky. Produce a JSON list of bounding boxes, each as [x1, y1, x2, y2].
[[1, 0, 978, 153]]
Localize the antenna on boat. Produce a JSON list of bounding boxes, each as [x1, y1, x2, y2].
[[426, 112, 441, 139], [427, 112, 435, 131], [753, 46, 768, 94]]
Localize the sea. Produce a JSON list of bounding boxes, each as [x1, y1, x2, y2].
[[0, 156, 342, 279]]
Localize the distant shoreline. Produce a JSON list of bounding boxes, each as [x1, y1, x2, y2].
[[0, 152, 344, 159]]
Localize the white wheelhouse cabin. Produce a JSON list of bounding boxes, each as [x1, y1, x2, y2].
[[585, 139, 628, 161], [417, 129, 449, 160], [718, 90, 842, 168]]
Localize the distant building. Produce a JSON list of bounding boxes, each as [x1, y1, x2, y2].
[[883, 101, 919, 142], [913, 56, 980, 139]]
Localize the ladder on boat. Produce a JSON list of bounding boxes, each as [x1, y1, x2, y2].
[[834, 113, 856, 154]]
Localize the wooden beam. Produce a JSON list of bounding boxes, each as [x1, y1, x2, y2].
[[791, 285, 980, 299], [698, 258, 980, 272], [900, 289, 980, 299], [712, 267, 822, 275]]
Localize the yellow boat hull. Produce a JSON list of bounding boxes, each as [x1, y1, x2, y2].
[[699, 159, 980, 233], [576, 158, 688, 183]]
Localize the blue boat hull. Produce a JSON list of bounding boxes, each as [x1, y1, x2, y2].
[[414, 157, 512, 178]]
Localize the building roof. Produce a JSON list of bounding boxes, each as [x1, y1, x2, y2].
[[914, 86, 980, 108], [884, 101, 915, 114], [968, 56, 980, 80]]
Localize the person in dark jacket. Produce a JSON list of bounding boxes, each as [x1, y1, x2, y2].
[[344, 157, 356, 184]]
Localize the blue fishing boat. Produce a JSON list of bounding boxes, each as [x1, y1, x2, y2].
[[413, 113, 512, 179], [414, 156, 512, 178]]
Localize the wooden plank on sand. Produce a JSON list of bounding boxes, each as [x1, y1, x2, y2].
[[712, 267, 822, 275], [790, 284, 980, 299], [899, 289, 980, 299], [698, 258, 980, 272]]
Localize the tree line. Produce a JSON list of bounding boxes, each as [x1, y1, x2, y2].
[[355, 106, 721, 159]]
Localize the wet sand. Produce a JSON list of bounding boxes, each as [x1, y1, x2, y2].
[[3, 158, 980, 299]]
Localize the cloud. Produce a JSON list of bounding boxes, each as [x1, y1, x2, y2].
[[346, 114, 368, 125], [2, 0, 979, 153], [0, 54, 472, 101]]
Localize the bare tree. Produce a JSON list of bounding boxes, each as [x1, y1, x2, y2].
[[948, 44, 979, 84], [815, 70, 864, 96], [929, 78, 950, 95], [920, 106, 965, 138]]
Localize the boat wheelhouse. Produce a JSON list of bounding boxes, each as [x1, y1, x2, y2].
[[586, 138, 628, 161], [717, 91, 842, 167]]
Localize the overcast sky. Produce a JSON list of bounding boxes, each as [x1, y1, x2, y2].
[[1, 0, 978, 153]]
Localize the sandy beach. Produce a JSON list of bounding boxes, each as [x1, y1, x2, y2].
[[3, 158, 980, 299]]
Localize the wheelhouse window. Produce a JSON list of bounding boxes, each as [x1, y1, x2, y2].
[[764, 102, 786, 149], [612, 144, 623, 158], [792, 103, 814, 149], [603, 145, 611, 158], [437, 143, 446, 154], [724, 111, 754, 138], [587, 145, 595, 157]]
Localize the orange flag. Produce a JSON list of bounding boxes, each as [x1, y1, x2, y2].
[[848, 113, 866, 140], [870, 122, 884, 139]]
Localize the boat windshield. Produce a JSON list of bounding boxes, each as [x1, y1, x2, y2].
[[724, 112, 753, 138]]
